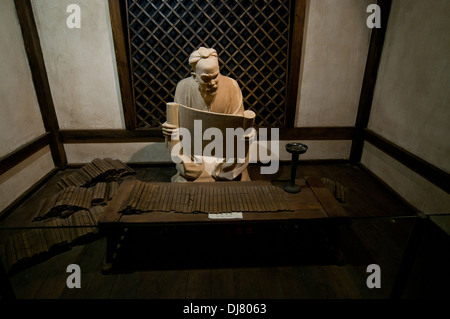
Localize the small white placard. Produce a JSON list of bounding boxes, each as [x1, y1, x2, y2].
[[208, 212, 243, 219]]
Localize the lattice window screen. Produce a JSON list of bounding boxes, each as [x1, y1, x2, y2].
[[128, 0, 291, 128]]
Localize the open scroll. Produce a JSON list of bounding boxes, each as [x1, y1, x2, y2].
[[166, 102, 255, 160]]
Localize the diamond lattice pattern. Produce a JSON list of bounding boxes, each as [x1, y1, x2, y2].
[[128, 0, 291, 127]]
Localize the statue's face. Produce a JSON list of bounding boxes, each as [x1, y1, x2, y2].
[[195, 57, 220, 95]]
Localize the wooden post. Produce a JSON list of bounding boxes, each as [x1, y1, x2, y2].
[[14, 0, 67, 169]]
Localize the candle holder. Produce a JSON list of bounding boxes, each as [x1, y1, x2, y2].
[[283, 142, 308, 193]]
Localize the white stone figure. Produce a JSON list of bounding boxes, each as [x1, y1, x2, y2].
[[162, 47, 253, 182]]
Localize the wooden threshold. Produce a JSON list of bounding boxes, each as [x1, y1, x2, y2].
[[363, 129, 449, 194], [0, 133, 50, 176], [0, 168, 59, 223]]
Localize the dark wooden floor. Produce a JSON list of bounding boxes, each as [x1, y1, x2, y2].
[[1, 163, 449, 299]]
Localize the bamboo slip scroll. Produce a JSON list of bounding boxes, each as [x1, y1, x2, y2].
[[118, 181, 291, 215], [165, 102, 256, 157]]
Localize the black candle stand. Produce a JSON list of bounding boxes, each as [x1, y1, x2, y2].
[[283, 142, 308, 194]]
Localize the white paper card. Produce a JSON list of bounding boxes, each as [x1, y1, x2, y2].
[[208, 212, 243, 219]]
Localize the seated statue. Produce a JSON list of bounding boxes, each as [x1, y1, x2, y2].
[[162, 47, 255, 182]]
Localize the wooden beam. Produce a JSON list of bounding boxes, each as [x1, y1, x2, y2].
[[59, 126, 354, 144], [258, 126, 354, 140], [350, 0, 392, 163], [285, 0, 307, 127], [0, 133, 50, 176], [364, 129, 450, 193], [108, 0, 136, 129], [14, 0, 67, 169], [278, 126, 354, 141], [60, 129, 164, 143]]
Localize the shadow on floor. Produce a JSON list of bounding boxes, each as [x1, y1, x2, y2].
[[107, 221, 377, 274]]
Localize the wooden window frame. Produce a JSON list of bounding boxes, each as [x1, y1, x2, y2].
[[108, 0, 307, 132]]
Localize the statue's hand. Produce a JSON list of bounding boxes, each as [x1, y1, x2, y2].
[[162, 122, 179, 139]]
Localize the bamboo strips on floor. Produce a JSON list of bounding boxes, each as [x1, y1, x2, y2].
[[320, 178, 346, 203], [57, 158, 136, 189], [1, 209, 101, 274], [34, 181, 119, 221]]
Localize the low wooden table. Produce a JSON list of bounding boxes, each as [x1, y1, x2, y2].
[[98, 176, 349, 272]]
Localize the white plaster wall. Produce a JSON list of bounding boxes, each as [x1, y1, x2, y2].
[[296, 0, 372, 127], [0, 0, 46, 157], [31, 0, 124, 129], [368, 0, 450, 172], [64, 143, 172, 164], [279, 140, 351, 160], [361, 142, 450, 215], [0, 147, 54, 212], [253, 140, 351, 162]]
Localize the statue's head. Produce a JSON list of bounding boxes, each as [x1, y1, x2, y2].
[[189, 47, 220, 96]]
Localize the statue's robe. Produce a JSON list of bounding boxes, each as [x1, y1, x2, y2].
[[171, 75, 251, 182]]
